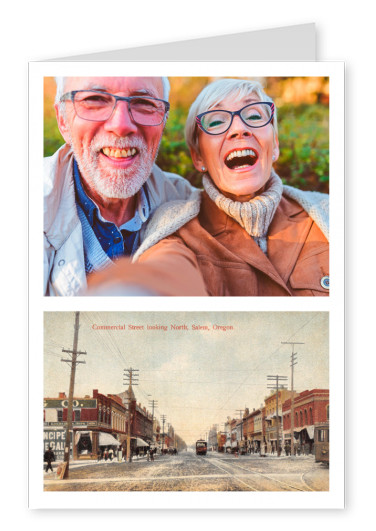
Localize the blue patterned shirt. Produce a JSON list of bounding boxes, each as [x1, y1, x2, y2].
[[73, 160, 150, 260]]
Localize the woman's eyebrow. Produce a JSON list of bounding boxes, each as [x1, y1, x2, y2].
[[211, 98, 259, 110]]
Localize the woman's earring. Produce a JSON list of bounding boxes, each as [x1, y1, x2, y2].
[[272, 155, 276, 161], [201, 166, 206, 172]]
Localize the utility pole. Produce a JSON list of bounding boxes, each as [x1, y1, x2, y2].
[[161, 415, 167, 452], [236, 409, 244, 452], [123, 368, 139, 462], [148, 398, 158, 446], [282, 341, 304, 458], [60, 312, 86, 479], [267, 375, 287, 457], [222, 422, 228, 453]]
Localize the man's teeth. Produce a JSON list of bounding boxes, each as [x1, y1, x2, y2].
[[226, 149, 256, 162], [102, 147, 137, 158]]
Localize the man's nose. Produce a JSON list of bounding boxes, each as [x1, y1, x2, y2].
[[226, 115, 252, 139], [103, 100, 138, 136]]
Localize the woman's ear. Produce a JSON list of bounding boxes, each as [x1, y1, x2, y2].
[[272, 136, 280, 162], [54, 103, 72, 145], [190, 147, 206, 172]]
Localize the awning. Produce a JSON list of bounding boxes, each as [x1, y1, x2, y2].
[[293, 426, 315, 439], [136, 438, 149, 447], [306, 426, 315, 439], [99, 432, 120, 446]]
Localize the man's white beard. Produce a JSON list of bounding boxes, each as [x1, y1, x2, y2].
[[69, 133, 159, 199]]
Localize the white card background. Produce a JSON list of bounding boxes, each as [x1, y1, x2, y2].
[[29, 60, 344, 510], [3, 0, 373, 526]]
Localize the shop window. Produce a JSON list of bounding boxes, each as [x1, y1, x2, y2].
[[318, 429, 329, 442], [77, 433, 92, 455], [74, 409, 81, 422], [57, 410, 63, 422]]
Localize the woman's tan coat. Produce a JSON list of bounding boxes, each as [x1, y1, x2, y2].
[[88, 190, 329, 296]]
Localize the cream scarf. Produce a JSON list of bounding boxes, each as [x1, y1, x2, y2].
[[202, 170, 283, 253]]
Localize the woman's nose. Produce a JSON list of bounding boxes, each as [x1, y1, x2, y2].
[[227, 114, 252, 139], [104, 100, 138, 136]]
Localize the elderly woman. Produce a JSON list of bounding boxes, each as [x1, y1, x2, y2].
[[88, 79, 329, 296]]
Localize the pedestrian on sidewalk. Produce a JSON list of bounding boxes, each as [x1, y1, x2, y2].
[[44, 447, 55, 473]]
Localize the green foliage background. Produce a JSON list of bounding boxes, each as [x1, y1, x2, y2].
[[44, 77, 329, 193]]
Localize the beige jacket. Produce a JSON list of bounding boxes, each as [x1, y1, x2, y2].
[[44, 144, 199, 296]]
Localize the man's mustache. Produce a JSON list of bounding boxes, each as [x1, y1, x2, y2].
[[89, 135, 147, 153]]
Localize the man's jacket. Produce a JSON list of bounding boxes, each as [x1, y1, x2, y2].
[[44, 144, 198, 296]]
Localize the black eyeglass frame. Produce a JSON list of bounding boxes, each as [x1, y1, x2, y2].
[[60, 90, 170, 125], [195, 101, 275, 135]]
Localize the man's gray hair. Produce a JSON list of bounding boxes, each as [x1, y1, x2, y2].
[[54, 76, 170, 104], [185, 78, 278, 155]]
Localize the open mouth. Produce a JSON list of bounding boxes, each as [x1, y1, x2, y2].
[[101, 147, 138, 159], [224, 148, 258, 170]]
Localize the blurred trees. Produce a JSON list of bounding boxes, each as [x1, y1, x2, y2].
[[44, 76, 329, 193]]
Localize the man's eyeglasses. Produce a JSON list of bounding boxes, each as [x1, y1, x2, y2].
[[60, 90, 170, 126], [196, 102, 275, 135]]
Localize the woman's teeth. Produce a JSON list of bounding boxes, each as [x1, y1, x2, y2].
[[225, 149, 258, 169], [226, 149, 257, 161], [102, 147, 137, 158]]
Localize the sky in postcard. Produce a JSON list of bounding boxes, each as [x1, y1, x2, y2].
[[44, 311, 328, 445]]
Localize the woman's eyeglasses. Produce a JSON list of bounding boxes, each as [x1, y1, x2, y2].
[[196, 102, 274, 135]]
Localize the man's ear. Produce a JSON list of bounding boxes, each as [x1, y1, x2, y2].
[[55, 103, 71, 145], [190, 147, 205, 172]]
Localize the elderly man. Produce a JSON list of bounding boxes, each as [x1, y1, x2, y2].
[[44, 76, 198, 296]]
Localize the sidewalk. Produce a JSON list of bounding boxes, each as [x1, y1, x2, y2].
[[43, 454, 151, 475]]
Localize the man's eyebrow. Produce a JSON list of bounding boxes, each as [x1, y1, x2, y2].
[[130, 89, 159, 98], [76, 86, 160, 98], [77, 84, 107, 92]]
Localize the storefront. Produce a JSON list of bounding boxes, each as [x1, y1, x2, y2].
[[75, 431, 92, 458], [294, 426, 314, 454]]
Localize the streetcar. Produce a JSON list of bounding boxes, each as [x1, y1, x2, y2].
[[196, 440, 207, 456], [314, 422, 329, 464]]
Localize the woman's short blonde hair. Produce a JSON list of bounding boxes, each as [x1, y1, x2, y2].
[[185, 78, 278, 155]]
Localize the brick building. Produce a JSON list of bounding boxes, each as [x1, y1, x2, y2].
[[44, 388, 153, 460], [282, 389, 329, 453], [243, 407, 264, 453]]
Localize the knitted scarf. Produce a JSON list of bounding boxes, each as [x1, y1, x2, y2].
[[202, 170, 283, 253]]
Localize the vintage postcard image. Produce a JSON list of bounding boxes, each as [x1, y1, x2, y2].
[[40, 311, 338, 507]]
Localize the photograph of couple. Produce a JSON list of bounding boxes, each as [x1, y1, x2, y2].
[[43, 75, 329, 297]]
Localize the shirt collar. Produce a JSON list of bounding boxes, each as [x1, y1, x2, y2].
[[73, 159, 150, 230]]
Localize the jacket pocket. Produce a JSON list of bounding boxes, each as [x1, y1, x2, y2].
[[289, 248, 329, 296]]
